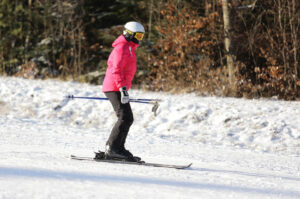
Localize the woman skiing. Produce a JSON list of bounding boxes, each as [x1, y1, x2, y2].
[[97, 21, 145, 162]]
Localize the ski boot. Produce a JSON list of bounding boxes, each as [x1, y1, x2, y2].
[[105, 145, 142, 162]]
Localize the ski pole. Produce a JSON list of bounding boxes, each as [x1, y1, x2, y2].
[[128, 98, 162, 102], [60, 95, 161, 116], [66, 95, 161, 104], [67, 95, 109, 101]]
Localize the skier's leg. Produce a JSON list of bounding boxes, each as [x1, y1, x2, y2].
[[104, 92, 133, 152]]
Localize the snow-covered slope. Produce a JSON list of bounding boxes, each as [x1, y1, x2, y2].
[[0, 77, 299, 199]]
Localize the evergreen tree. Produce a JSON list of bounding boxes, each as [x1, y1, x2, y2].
[[0, 0, 29, 74]]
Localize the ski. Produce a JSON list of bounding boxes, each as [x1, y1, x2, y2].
[[70, 155, 192, 169]]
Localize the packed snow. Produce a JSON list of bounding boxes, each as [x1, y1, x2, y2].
[[0, 76, 299, 199]]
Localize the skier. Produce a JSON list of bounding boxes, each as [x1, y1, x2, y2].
[[96, 21, 145, 162]]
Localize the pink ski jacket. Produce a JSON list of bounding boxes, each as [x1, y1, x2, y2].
[[102, 35, 139, 92]]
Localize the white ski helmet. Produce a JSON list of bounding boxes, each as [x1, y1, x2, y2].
[[123, 21, 145, 41]]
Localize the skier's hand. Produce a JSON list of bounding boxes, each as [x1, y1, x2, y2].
[[119, 86, 130, 104]]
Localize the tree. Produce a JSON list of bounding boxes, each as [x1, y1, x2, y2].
[[222, 0, 235, 94], [0, 0, 29, 74]]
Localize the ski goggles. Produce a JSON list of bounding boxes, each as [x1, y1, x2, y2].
[[126, 29, 145, 41], [134, 32, 144, 41]]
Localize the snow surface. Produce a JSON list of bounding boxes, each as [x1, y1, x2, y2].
[[0, 76, 299, 199]]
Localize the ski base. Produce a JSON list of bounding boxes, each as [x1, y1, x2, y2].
[[70, 155, 192, 169]]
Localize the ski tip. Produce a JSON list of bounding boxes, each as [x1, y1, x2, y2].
[[179, 163, 192, 169]]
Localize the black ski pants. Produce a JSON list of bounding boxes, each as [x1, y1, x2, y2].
[[104, 91, 133, 150]]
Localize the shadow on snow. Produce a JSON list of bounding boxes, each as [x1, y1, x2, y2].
[[0, 166, 300, 198]]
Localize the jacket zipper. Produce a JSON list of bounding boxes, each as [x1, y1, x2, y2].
[[129, 46, 132, 56]]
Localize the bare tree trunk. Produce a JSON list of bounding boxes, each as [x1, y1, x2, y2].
[[205, 0, 209, 16], [148, 0, 153, 41], [288, 0, 299, 84], [24, 0, 32, 66], [222, 0, 235, 92], [277, 0, 289, 80], [78, 30, 82, 76], [58, 1, 64, 37]]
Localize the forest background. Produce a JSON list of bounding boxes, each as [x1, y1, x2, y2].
[[0, 0, 299, 99]]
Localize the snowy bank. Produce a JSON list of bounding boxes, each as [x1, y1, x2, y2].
[[0, 77, 299, 156]]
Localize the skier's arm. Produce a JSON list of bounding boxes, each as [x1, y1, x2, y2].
[[111, 44, 126, 89]]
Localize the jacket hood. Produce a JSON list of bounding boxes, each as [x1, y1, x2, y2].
[[112, 35, 139, 49]]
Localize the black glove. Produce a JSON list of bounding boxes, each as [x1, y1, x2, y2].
[[119, 86, 129, 104]]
